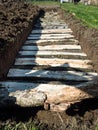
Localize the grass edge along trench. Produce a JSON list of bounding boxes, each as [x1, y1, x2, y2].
[[61, 3, 98, 28]]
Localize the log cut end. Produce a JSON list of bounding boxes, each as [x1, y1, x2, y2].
[[0, 88, 47, 108]]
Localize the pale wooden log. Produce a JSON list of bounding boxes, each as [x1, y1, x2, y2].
[[27, 35, 74, 40], [9, 90, 47, 107], [28, 33, 74, 37], [15, 58, 92, 69], [25, 39, 76, 44], [0, 87, 47, 107], [19, 51, 87, 56], [31, 29, 72, 34], [14, 61, 92, 69], [44, 81, 98, 104], [21, 45, 81, 51], [7, 69, 98, 81]]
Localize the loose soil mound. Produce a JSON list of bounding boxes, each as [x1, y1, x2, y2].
[[0, 0, 40, 79]]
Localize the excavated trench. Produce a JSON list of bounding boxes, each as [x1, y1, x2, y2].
[[0, 7, 98, 130]]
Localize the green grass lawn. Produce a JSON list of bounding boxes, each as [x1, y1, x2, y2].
[[32, 0, 60, 6], [61, 3, 98, 28]]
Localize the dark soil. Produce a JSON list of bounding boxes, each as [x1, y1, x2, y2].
[[0, 3, 98, 130], [0, 0, 40, 79], [0, 98, 98, 130]]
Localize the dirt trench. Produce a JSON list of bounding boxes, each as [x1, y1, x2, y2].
[[0, 3, 98, 130]]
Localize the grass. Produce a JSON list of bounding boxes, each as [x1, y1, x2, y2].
[[0, 121, 38, 130], [96, 125, 98, 130], [61, 3, 98, 28], [31, 0, 60, 6]]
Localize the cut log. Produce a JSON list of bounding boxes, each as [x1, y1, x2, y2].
[[31, 29, 72, 34], [27, 35, 74, 40], [21, 45, 81, 51], [19, 50, 87, 57], [25, 39, 76, 44], [0, 87, 47, 107], [15, 58, 92, 69], [7, 69, 98, 81], [43, 81, 98, 104], [29, 34, 73, 37]]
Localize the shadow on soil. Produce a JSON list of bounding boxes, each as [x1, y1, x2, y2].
[[0, 98, 98, 122], [66, 98, 98, 116], [0, 106, 43, 122]]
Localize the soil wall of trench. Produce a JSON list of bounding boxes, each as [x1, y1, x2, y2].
[[60, 10, 98, 74], [0, 1, 40, 80], [0, 23, 36, 80]]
